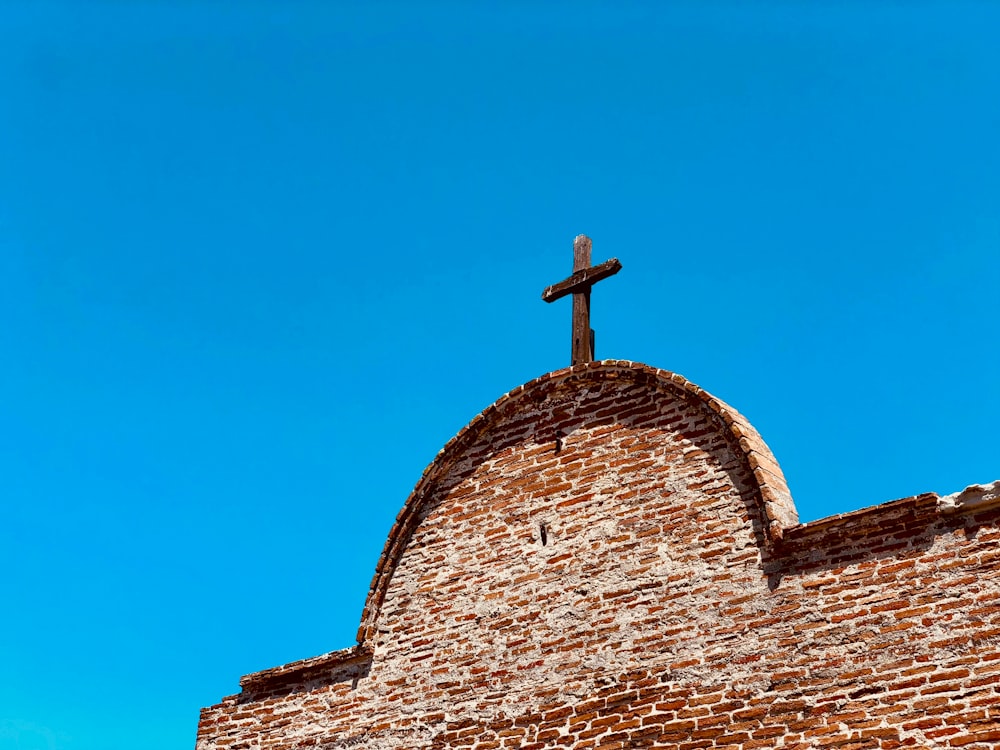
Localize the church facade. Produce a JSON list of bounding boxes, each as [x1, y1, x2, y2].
[[196, 361, 1000, 749]]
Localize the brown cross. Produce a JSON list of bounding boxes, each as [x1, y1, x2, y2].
[[541, 234, 622, 366]]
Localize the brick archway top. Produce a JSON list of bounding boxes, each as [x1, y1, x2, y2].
[[355, 360, 796, 647]]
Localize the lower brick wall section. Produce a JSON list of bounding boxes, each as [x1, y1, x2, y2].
[[200, 657, 1000, 749], [196, 363, 1000, 749], [429, 667, 1000, 750]]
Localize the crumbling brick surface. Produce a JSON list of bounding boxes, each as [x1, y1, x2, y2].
[[196, 362, 1000, 749]]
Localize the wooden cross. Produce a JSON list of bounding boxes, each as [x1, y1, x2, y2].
[[541, 235, 622, 366]]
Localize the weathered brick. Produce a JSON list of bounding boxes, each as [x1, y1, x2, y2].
[[196, 363, 1000, 750]]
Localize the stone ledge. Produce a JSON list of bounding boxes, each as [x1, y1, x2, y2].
[[778, 480, 1000, 548], [937, 480, 1000, 514]]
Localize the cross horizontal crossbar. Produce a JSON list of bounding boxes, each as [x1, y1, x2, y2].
[[541, 258, 623, 303]]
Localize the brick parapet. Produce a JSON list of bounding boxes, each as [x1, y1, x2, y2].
[[237, 645, 372, 702], [196, 361, 1000, 749]]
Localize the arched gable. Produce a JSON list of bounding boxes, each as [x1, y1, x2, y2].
[[356, 360, 796, 647]]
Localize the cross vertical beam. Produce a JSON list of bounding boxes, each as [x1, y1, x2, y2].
[[572, 236, 594, 366], [541, 234, 622, 366]]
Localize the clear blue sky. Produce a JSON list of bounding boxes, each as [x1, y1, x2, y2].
[[2, 3, 998, 748]]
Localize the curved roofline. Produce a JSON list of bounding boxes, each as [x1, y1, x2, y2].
[[354, 360, 797, 646]]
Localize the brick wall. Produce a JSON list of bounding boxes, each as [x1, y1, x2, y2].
[[196, 361, 1000, 749]]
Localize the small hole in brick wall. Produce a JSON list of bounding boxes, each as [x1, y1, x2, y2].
[[539, 523, 548, 546]]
